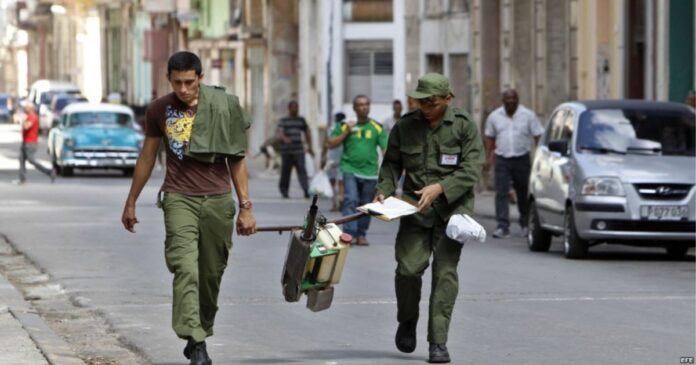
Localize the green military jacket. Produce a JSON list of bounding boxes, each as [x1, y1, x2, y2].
[[184, 84, 251, 163], [376, 106, 484, 227]]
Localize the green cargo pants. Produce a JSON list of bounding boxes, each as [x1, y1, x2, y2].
[[162, 191, 235, 343], [394, 218, 463, 345]]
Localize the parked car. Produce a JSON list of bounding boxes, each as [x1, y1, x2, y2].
[[27, 80, 82, 132], [0, 93, 10, 123], [527, 100, 695, 259], [48, 103, 143, 177]]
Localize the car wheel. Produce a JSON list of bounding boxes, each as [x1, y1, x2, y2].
[[665, 246, 689, 258], [60, 166, 74, 177], [527, 200, 552, 252], [122, 168, 134, 177], [563, 207, 588, 259]]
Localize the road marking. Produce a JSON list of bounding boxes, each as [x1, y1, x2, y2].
[[0, 152, 51, 170], [0, 124, 22, 143], [0, 200, 42, 206], [496, 295, 695, 303], [88, 293, 694, 309]]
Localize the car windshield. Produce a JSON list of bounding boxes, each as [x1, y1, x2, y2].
[[55, 97, 83, 112], [577, 108, 695, 156], [41, 90, 78, 105], [41, 92, 59, 105], [68, 112, 133, 128]]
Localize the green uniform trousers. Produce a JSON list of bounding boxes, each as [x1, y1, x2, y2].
[[395, 218, 463, 345], [162, 192, 234, 343]]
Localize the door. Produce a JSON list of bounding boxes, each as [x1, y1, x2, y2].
[[533, 108, 566, 225], [545, 110, 575, 228]]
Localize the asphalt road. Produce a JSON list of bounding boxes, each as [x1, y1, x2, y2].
[[0, 124, 694, 365]]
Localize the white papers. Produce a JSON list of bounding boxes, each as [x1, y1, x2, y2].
[[358, 197, 419, 221]]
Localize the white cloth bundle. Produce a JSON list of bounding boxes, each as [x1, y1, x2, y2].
[[446, 214, 486, 244]]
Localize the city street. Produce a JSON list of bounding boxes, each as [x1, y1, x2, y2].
[[0, 124, 693, 365]]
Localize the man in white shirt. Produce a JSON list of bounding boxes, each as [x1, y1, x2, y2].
[[484, 89, 544, 238]]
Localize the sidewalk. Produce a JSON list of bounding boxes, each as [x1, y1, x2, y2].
[[0, 248, 84, 365]]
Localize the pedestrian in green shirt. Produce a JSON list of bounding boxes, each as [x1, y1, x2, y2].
[[327, 95, 388, 245], [376, 73, 484, 363]]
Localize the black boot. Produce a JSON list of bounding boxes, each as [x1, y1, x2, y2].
[[189, 341, 212, 365], [428, 343, 450, 363], [395, 319, 417, 353], [183, 338, 194, 359]]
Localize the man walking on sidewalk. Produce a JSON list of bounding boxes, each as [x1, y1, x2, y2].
[[327, 95, 388, 246], [15, 102, 55, 184], [277, 100, 313, 199], [376, 73, 484, 363], [484, 89, 544, 238], [121, 51, 256, 365]]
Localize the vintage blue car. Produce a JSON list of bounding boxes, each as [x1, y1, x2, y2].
[[48, 103, 143, 177]]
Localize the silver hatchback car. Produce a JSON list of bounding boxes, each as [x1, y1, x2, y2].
[[527, 100, 695, 259]]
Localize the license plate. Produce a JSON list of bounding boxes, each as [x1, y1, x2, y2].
[[640, 205, 688, 220]]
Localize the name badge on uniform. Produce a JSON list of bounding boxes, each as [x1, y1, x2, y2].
[[439, 153, 460, 166]]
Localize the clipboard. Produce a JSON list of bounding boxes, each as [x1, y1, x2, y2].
[[357, 197, 419, 222]]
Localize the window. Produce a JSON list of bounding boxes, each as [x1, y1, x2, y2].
[[426, 54, 444, 74], [345, 41, 393, 103], [343, 0, 393, 22], [559, 110, 575, 142], [449, 0, 469, 13], [68, 112, 133, 128], [577, 108, 695, 156], [544, 109, 567, 145], [425, 0, 446, 18]]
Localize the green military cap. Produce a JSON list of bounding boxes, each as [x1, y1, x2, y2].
[[407, 72, 455, 99]]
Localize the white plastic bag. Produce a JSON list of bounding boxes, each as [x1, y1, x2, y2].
[[304, 152, 316, 177], [309, 170, 334, 198], [446, 214, 486, 244]]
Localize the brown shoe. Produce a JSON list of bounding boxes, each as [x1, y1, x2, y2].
[[356, 236, 369, 246]]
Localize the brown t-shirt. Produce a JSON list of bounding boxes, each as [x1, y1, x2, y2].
[[145, 92, 231, 196]]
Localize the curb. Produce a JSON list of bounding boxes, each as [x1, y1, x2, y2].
[[10, 308, 85, 365], [0, 238, 85, 365]]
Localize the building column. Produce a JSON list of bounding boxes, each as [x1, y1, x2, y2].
[[330, 0, 343, 119], [471, 0, 500, 127], [393, 0, 406, 102], [655, 0, 668, 101], [576, 0, 597, 100]]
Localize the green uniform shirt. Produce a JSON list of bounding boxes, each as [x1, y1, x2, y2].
[[331, 119, 388, 178], [377, 106, 485, 226]]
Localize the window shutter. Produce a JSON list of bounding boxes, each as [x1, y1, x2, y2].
[[347, 51, 371, 100]]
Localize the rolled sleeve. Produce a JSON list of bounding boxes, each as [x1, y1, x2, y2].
[[439, 121, 485, 203], [530, 114, 544, 136], [484, 114, 496, 138]]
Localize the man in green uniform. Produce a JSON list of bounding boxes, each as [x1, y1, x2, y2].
[[121, 51, 256, 365], [375, 73, 484, 363]]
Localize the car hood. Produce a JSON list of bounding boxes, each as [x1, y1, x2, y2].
[[67, 127, 141, 148], [575, 153, 696, 184]]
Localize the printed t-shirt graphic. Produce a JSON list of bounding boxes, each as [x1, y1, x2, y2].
[[165, 105, 195, 160]]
